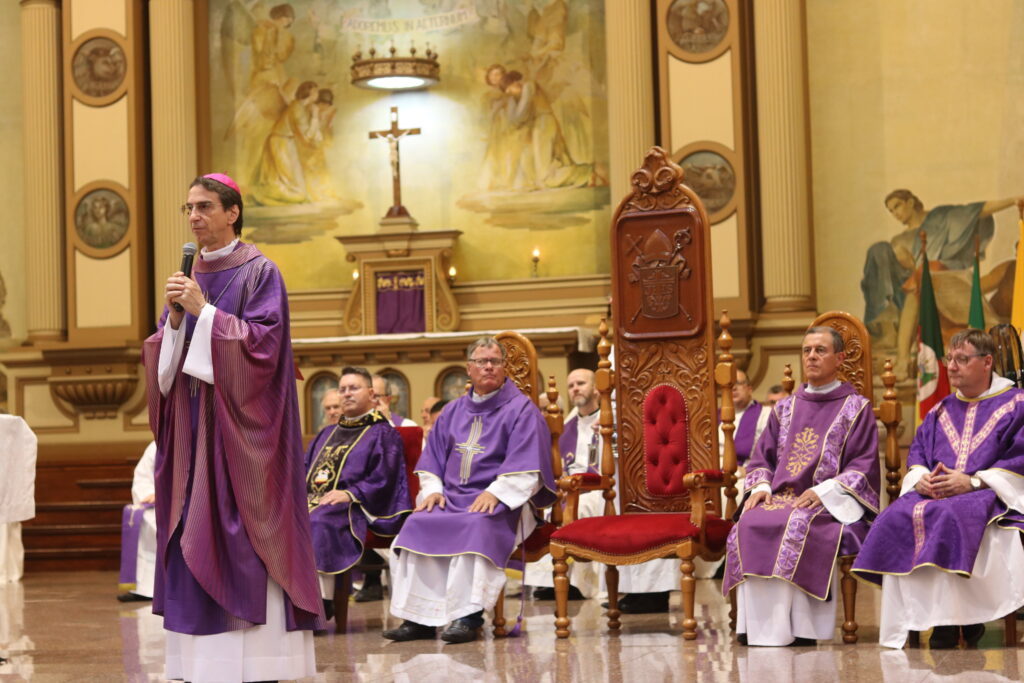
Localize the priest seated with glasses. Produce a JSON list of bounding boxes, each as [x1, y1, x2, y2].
[[854, 328, 1024, 649], [383, 336, 556, 644]]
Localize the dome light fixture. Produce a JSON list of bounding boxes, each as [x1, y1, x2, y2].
[[351, 44, 440, 91]]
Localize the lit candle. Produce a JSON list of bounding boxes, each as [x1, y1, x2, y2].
[[448, 266, 456, 278], [532, 248, 540, 259], [352, 269, 360, 281]]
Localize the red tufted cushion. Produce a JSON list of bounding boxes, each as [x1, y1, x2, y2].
[[643, 385, 689, 496], [550, 513, 731, 555]]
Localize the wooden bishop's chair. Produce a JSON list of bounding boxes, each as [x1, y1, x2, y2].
[[549, 147, 737, 640], [804, 310, 901, 644], [490, 331, 565, 637]]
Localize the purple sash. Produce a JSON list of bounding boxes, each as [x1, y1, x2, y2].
[[118, 503, 153, 588]]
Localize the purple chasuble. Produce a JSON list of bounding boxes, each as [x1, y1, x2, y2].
[[142, 242, 324, 635], [733, 402, 764, 465], [853, 388, 1024, 583], [558, 414, 599, 474], [723, 383, 880, 599], [118, 503, 153, 587], [393, 378, 557, 568], [304, 411, 411, 574]]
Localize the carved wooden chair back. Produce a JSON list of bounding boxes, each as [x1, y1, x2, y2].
[[608, 147, 724, 515], [495, 331, 540, 405]]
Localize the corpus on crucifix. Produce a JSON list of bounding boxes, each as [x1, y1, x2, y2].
[[369, 106, 421, 222]]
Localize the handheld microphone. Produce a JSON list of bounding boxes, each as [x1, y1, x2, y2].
[[172, 242, 198, 313]]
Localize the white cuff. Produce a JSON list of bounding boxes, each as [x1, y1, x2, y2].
[[157, 323, 186, 396], [977, 469, 1024, 513], [182, 304, 217, 385], [901, 466, 928, 496], [812, 478, 864, 524], [486, 471, 541, 509], [416, 471, 444, 505], [749, 482, 771, 496]]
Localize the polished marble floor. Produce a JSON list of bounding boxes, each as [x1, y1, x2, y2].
[[1, 571, 1022, 682]]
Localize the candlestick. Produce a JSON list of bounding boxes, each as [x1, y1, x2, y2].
[[531, 248, 540, 278]]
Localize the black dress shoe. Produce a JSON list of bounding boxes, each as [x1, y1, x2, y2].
[[618, 591, 670, 614], [962, 623, 985, 647], [737, 633, 748, 646], [789, 637, 815, 647], [116, 593, 152, 603], [322, 599, 334, 622], [440, 620, 480, 644], [929, 625, 960, 649], [354, 583, 384, 602], [532, 586, 585, 601], [383, 620, 437, 642]]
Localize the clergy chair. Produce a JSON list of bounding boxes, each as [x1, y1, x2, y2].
[[805, 310, 901, 644], [332, 425, 422, 632], [490, 330, 565, 636], [549, 147, 737, 641]]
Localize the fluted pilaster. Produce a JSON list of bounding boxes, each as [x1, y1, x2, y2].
[[21, 0, 65, 341], [148, 0, 197, 314], [753, 0, 815, 312], [604, 0, 655, 202]]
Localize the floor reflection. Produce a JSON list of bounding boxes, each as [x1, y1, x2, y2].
[[9, 571, 1024, 681]]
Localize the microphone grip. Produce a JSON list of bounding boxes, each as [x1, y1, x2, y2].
[[172, 252, 196, 313]]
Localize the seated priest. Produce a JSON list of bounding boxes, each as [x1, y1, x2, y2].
[[304, 366, 411, 620], [722, 326, 880, 646], [720, 369, 770, 467], [117, 441, 157, 602], [384, 336, 557, 644], [853, 329, 1024, 649], [373, 374, 417, 427]]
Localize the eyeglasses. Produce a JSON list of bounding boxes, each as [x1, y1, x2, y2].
[[338, 383, 368, 395], [469, 357, 503, 368], [180, 201, 222, 216], [944, 353, 987, 366]]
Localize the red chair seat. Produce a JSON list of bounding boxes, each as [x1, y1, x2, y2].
[[551, 513, 731, 556], [521, 521, 557, 555]]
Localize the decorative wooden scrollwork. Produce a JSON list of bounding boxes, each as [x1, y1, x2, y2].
[[623, 147, 692, 214], [495, 331, 539, 405], [810, 311, 873, 403]]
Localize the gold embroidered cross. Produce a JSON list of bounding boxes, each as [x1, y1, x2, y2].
[[456, 417, 486, 484]]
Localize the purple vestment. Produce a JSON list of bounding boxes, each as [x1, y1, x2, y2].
[[723, 383, 880, 599], [118, 503, 153, 588], [733, 402, 765, 465], [142, 242, 323, 635], [304, 411, 411, 574], [393, 378, 557, 568], [853, 388, 1024, 583]]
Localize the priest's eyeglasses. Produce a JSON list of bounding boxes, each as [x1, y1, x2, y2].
[[469, 358, 504, 368], [943, 352, 986, 366], [180, 201, 222, 216]]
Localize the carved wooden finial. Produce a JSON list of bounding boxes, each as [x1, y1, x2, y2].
[[546, 375, 561, 419], [882, 359, 897, 401], [624, 146, 689, 213], [782, 363, 795, 394], [597, 318, 611, 370], [717, 310, 733, 356]]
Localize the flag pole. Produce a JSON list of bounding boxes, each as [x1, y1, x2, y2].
[[1013, 200, 1024, 334]]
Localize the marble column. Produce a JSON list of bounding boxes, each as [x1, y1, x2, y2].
[[21, 0, 65, 342], [753, 0, 815, 313], [148, 0, 197, 315], [604, 0, 655, 203]]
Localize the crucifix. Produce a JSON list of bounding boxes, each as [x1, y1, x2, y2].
[[369, 106, 421, 220]]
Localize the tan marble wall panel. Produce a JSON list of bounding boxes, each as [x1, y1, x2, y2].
[[74, 248, 132, 328], [71, 97, 129, 192], [69, 0, 125, 41], [667, 54, 735, 153]]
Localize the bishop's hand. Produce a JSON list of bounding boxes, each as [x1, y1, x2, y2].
[[468, 491, 499, 514], [416, 492, 446, 512], [743, 489, 771, 513], [318, 490, 351, 506]]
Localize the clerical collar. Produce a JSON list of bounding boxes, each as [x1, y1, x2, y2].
[[958, 373, 1014, 401], [471, 387, 500, 403], [806, 379, 841, 394], [577, 406, 600, 420], [201, 238, 240, 261]]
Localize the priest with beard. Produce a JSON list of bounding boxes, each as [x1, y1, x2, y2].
[[853, 328, 1024, 648], [723, 326, 880, 646], [304, 366, 411, 620], [384, 336, 557, 644], [144, 173, 322, 682]]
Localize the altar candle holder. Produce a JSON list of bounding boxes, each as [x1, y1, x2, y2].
[[531, 248, 540, 278]]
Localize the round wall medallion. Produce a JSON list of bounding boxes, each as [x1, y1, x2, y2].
[[72, 37, 127, 98], [667, 0, 730, 55], [75, 189, 129, 250], [680, 151, 735, 214]]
